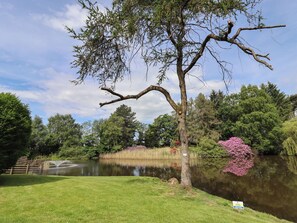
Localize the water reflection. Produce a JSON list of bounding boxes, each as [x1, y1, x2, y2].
[[42, 156, 297, 222], [223, 157, 254, 176]]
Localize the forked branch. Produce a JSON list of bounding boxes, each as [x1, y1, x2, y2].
[[100, 85, 179, 111], [184, 23, 286, 74]]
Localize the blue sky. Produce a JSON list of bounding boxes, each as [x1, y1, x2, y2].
[[0, 0, 296, 124]]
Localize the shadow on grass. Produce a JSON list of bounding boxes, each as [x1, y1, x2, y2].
[[0, 175, 67, 187], [125, 177, 160, 184]]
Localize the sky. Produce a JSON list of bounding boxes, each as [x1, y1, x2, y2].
[[0, 0, 296, 124]]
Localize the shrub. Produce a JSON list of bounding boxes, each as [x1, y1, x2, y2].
[[190, 137, 228, 158], [218, 137, 253, 158], [58, 146, 98, 160]]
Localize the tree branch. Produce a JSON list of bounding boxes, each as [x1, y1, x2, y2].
[[184, 23, 286, 74], [100, 85, 179, 112], [231, 25, 286, 41]]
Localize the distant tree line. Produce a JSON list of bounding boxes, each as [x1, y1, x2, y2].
[[1, 82, 297, 171], [27, 82, 297, 159]]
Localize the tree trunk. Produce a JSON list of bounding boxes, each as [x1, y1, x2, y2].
[[177, 64, 192, 187], [178, 112, 192, 188]]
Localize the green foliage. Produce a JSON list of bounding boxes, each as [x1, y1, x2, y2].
[[145, 114, 178, 147], [289, 94, 297, 117], [58, 146, 98, 160], [114, 104, 138, 148], [261, 82, 293, 121], [0, 93, 31, 172], [28, 115, 48, 158], [217, 85, 283, 154], [81, 119, 104, 148], [99, 105, 138, 152], [187, 93, 221, 145], [190, 137, 227, 158], [282, 118, 297, 155], [47, 114, 82, 150]]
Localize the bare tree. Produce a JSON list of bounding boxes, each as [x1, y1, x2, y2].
[[69, 0, 285, 188]]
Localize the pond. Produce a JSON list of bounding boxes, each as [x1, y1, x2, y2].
[[42, 156, 297, 222]]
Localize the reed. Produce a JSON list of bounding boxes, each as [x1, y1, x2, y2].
[[100, 147, 200, 160]]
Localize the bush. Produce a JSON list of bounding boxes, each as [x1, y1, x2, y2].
[[58, 146, 98, 160], [190, 137, 228, 158], [218, 137, 253, 158], [0, 93, 31, 172]]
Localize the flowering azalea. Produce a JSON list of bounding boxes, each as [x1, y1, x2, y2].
[[218, 137, 253, 158]]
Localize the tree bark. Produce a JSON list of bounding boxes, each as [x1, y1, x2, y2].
[[178, 111, 192, 188], [177, 47, 192, 187]]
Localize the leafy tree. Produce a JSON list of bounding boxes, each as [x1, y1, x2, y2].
[[135, 122, 147, 145], [0, 93, 31, 172], [145, 114, 178, 148], [113, 105, 138, 148], [187, 93, 221, 145], [219, 85, 283, 154], [81, 119, 104, 148], [28, 115, 48, 158], [70, 0, 284, 187], [261, 82, 293, 121], [47, 114, 82, 152], [99, 113, 125, 152], [282, 118, 297, 155], [217, 93, 241, 140]]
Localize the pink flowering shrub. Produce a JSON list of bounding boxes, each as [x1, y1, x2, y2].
[[223, 157, 254, 176], [218, 137, 253, 158]]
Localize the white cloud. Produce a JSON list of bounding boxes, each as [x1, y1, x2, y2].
[[34, 4, 89, 32]]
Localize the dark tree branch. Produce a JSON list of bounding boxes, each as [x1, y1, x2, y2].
[[183, 33, 214, 75], [100, 85, 179, 111], [184, 23, 286, 74], [231, 25, 286, 41]]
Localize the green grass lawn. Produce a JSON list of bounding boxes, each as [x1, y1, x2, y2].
[[0, 175, 289, 223]]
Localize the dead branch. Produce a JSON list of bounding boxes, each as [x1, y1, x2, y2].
[[231, 25, 286, 41], [100, 85, 179, 111], [184, 23, 286, 74]]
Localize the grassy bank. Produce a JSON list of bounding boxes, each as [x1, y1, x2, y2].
[[0, 175, 289, 223]]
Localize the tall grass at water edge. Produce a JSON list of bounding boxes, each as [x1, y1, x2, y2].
[[100, 147, 200, 160]]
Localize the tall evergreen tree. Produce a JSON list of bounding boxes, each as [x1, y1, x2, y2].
[[187, 93, 221, 145], [113, 104, 138, 148], [261, 82, 293, 121]]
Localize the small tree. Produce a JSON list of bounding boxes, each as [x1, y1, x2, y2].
[[70, 0, 285, 187], [0, 93, 31, 172]]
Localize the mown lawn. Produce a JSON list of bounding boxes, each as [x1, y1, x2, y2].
[[0, 175, 290, 223]]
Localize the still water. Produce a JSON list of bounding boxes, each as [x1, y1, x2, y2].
[[43, 156, 297, 222]]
